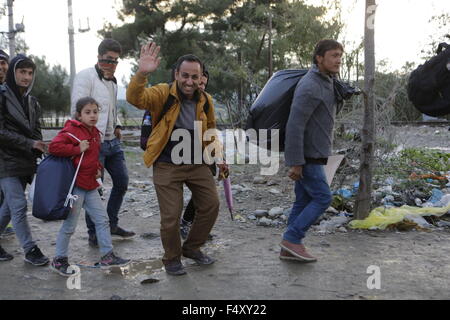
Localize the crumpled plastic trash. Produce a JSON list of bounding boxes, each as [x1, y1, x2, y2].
[[315, 216, 350, 233], [335, 189, 353, 198], [349, 204, 450, 230], [428, 188, 444, 204]]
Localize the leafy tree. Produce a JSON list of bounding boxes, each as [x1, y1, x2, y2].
[[31, 56, 71, 126], [101, 0, 343, 126]]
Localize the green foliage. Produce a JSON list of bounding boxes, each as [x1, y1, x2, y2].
[[30, 56, 71, 121], [376, 148, 450, 181], [100, 0, 343, 126], [399, 148, 450, 173]]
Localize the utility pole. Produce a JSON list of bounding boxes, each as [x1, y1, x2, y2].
[[7, 0, 15, 57], [68, 0, 76, 89], [267, 5, 273, 79]]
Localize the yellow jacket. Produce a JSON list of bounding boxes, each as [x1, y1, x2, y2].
[[126, 72, 221, 167]]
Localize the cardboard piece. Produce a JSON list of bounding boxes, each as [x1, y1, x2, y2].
[[324, 155, 345, 186]]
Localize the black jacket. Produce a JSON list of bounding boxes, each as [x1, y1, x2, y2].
[[0, 55, 42, 180]]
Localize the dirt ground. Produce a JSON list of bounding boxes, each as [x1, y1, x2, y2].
[[0, 125, 449, 300]]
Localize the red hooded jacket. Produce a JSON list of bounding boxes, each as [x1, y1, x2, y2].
[[48, 120, 102, 191]]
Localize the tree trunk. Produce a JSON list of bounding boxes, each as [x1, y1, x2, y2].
[[354, 0, 377, 219]]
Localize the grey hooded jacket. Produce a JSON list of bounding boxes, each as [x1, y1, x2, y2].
[[284, 65, 337, 166]]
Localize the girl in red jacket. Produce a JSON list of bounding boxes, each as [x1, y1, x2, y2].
[[48, 97, 130, 276]]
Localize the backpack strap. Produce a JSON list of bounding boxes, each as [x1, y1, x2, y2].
[[202, 92, 210, 115], [157, 94, 175, 125]]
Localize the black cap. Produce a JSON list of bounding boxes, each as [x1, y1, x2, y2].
[[0, 50, 9, 63]]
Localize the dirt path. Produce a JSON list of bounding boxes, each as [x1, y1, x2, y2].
[[1, 126, 449, 300]]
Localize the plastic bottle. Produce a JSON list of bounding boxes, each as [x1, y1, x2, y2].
[[143, 114, 151, 126]]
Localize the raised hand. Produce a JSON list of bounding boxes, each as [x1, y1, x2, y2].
[[137, 42, 161, 76]]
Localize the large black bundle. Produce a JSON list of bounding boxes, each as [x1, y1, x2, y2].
[[245, 69, 360, 151], [407, 42, 450, 116], [245, 69, 308, 151]]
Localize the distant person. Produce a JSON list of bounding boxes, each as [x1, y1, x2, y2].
[[48, 97, 131, 276], [71, 38, 135, 247], [0, 50, 9, 84], [0, 55, 49, 265], [127, 42, 228, 276], [280, 39, 343, 262], [179, 68, 217, 240], [0, 49, 14, 240]]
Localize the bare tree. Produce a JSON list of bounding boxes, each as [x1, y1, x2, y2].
[[354, 0, 377, 219]]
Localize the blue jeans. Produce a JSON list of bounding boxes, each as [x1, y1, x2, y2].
[[85, 138, 129, 236], [56, 187, 114, 257], [283, 164, 332, 244], [0, 177, 36, 253]]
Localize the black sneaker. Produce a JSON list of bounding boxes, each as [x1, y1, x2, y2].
[[24, 246, 49, 266], [0, 245, 13, 261], [50, 257, 76, 277], [111, 226, 136, 239], [88, 234, 98, 247], [182, 250, 215, 265], [164, 259, 187, 276], [180, 219, 191, 240], [99, 251, 131, 270]]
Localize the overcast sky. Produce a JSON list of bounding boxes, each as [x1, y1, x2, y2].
[[1, 0, 449, 95]]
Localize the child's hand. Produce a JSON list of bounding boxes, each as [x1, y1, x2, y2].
[[95, 170, 101, 179], [79, 140, 90, 153]]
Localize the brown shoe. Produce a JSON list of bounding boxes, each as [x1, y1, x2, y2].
[[280, 240, 317, 262], [279, 249, 304, 262]]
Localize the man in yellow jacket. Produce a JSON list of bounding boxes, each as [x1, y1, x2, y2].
[[127, 42, 227, 276]]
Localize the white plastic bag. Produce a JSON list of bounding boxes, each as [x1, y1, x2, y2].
[[28, 175, 36, 203]]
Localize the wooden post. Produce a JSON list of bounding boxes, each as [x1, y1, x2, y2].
[[354, 0, 376, 219]]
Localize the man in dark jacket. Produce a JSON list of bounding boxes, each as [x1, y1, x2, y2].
[[280, 39, 343, 262], [0, 55, 49, 265]]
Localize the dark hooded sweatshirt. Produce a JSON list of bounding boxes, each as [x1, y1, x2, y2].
[[0, 54, 42, 181]]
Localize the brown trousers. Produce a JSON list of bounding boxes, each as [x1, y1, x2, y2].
[[153, 162, 220, 263]]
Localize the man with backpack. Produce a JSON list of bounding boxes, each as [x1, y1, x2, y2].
[[280, 39, 343, 262], [0, 55, 49, 265], [71, 39, 135, 247], [127, 42, 227, 276]]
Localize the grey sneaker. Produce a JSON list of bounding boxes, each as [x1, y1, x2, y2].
[[50, 257, 76, 277], [2, 226, 15, 238], [182, 250, 215, 265], [163, 259, 187, 276], [99, 251, 131, 270]]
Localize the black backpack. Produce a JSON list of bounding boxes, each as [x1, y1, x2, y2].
[[140, 91, 210, 151], [245, 69, 360, 151], [407, 42, 450, 116]]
